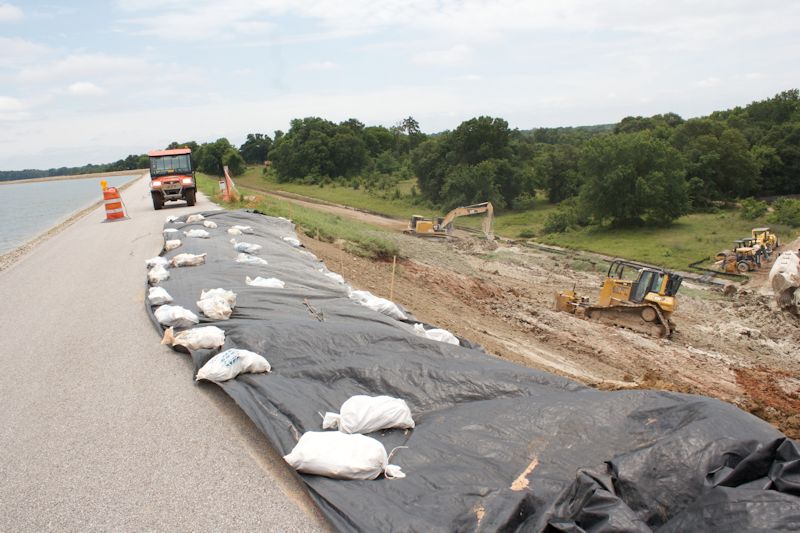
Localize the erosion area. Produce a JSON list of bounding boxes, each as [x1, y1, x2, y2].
[[294, 228, 800, 439]]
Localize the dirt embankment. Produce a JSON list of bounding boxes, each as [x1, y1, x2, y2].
[[297, 232, 800, 438]]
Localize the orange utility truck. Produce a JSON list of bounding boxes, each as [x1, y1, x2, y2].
[[147, 148, 196, 210]]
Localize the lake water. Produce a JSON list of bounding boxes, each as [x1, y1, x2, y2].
[[0, 175, 139, 255]]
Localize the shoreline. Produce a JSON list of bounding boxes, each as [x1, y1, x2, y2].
[[0, 168, 148, 186], [0, 172, 147, 273]]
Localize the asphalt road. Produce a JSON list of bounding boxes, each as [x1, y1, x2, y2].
[[0, 175, 327, 531]]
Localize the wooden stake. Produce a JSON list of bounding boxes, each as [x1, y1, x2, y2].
[[389, 255, 397, 300]]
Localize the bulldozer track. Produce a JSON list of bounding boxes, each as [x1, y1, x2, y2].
[[584, 303, 671, 338]]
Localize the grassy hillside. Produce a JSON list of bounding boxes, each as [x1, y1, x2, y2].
[[232, 166, 426, 219], [196, 173, 400, 260], [539, 212, 792, 271], [220, 167, 796, 271]]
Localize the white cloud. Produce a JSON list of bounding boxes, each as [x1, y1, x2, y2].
[[0, 37, 50, 67], [0, 95, 28, 121], [450, 74, 483, 82], [18, 53, 151, 83], [67, 81, 106, 96], [696, 77, 721, 88], [16, 53, 161, 86], [300, 61, 338, 71], [413, 45, 471, 66], [0, 3, 23, 22]]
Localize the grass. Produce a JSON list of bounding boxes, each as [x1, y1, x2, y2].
[[232, 166, 429, 219], [196, 173, 400, 260], [538, 211, 794, 271], [221, 166, 797, 271], [232, 166, 560, 238]]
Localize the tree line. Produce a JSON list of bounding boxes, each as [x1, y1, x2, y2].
[[258, 89, 800, 229], [4, 89, 797, 229]]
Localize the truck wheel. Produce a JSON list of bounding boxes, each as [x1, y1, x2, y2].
[[151, 192, 164, 210], [185, 188, 196, 207], [737, 261, 750, 273]]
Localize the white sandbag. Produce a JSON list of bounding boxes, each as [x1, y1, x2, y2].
[[231, 239, 262, 254], [232, 225, 254, 234], [283, 236, 301, 247], [195, 348, 271, 382], [145, 256, 169, 269], [298, 250, 318, 261], [147, 286, 173, 305], [325, 271, 345, 284], [284, 431, 405, 480], [227, 228, 242, 236], [200, 288, 237, 308], [348, 289, 407, 320], [165, 239, 182, 251], [235, 253, 268, 266], [322, 395, 415, 434], [148, 264, 170, 285], [165, 215, 179, 223], [154, 305, 199, 328], [163, 228, 179, 235], [203, 220, 218, 229], [246, 276, 285, 288], [186, 214, 205, 223], [196, 296, 233, 320], [184, 229, 210, 239], [769, 252, 800, 293], [413, 323, 460, 345], [170, 252, 207, 267], [161, 326, 225, 351]]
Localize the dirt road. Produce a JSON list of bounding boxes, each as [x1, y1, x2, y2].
[[281, 207, 800, 438], [0, 176, 325, 531]]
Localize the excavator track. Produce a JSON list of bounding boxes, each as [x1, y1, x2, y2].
[[583, 303, 672, 338]]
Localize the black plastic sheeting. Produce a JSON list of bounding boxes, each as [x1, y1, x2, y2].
[[147, 209, 800, 532]]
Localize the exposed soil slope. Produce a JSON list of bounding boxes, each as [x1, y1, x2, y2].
[[298, 232, 800, 438]]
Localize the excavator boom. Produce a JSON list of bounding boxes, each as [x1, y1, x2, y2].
[[406, 202, 494, 240]]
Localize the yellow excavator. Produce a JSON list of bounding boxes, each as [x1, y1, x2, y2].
[[555, 259, 682, 338], [405, 202, 494, 240]]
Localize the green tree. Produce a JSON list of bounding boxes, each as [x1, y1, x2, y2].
[[222, 149, 246, 176], [330, 130, 368, 177], [238, 133, 272, 164], [670, 119, 759, 202], [579, 132, 689, 226], [195, 138, 240, 176], [439, 160, 505, 209], [410, 136, 449, 203], [533, 143, 582, 203]]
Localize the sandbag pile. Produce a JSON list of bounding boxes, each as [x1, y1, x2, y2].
[[145, 210, 800, 532]]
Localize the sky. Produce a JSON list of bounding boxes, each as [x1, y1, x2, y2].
[[0, 1, 798, 170]]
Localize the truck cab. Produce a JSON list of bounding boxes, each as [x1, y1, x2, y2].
[[147, 148, 196, 210]]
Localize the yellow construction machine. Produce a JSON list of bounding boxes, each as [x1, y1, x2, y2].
[[752, 227, 779, 252], [555, 259, 682, 338], [405, 202, 494, 240]]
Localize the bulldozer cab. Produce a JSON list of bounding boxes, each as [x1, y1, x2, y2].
[[605, 259, 681, 303], [752, 227, 778, 251]]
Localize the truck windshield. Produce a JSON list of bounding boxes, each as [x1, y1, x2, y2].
[[151, 154, 191, 176]]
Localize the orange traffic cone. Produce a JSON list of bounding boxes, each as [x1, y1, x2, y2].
[[100, 180, 128, 222]]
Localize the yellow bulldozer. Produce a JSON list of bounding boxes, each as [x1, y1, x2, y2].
[[405, 202, 494, 240], [555, 259, 682, 338]]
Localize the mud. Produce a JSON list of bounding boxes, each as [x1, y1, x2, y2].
[[296, 230, 800, 439]]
